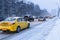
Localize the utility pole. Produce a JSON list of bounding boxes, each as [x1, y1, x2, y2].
[[58, 0, 60, 17], [58, 5, 59, 17]]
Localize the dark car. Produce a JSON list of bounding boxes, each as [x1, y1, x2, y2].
[[24, 16, 34, 22], [28, 16, 34, 22], [24, 16, 29, 21]]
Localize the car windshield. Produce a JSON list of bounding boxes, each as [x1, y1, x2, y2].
[[39, 17, 43, 18], [4, 17, 16, 21]]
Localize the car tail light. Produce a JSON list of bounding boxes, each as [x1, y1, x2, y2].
[[11, 23, 15, 25], [12, 23, 15, 24], [8, 22, 15, 25]]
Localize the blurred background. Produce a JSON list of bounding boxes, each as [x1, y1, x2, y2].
[[0, 0, 60, 19]]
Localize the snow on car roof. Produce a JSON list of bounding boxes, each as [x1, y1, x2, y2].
[[7, 17, 23, 19]]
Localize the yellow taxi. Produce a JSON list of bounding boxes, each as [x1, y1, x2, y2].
[[0, 17, 30, 33]]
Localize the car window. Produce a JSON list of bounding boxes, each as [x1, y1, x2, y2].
[[4, 17, 16, 21], [17, 18, 22, 22], [22, 18, 25, 21]]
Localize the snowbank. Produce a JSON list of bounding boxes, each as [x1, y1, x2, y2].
[[45, 18, 60, 40]]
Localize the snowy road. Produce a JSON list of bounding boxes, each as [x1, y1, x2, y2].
[[0, 17, 56, 40]]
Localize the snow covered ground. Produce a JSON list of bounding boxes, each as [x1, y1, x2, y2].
[[45, 17, 60, 40]]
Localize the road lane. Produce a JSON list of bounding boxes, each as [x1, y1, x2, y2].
[[0, 32, 15, 40]]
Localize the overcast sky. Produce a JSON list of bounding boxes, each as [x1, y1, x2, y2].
[[26, 0, 59, 13]]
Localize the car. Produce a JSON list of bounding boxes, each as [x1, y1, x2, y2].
[[38, 17, 46, 21], [28, 16, 34, 22], [24, 16, 29, 21], [0, 17, 30, 33], [24, 16, 34, 22]]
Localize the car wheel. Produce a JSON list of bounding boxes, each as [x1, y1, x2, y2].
[[16, 27, 20, 33], [27, 23, 30, 28], [2, 31, 6, 32]]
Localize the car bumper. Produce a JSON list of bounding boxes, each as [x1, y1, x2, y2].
[[0, 26, 15, 32]]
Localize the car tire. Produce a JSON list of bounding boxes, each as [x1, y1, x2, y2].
[[16, 26, 20, 33], [2, 31, 6, 32], [27, 23, 30, 28]]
